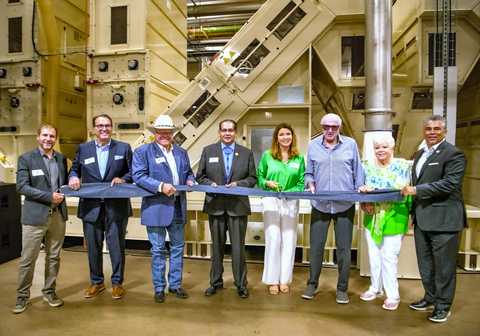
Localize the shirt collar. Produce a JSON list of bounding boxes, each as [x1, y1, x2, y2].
[[39, 148, 56, 159], [320, 135, 343, 148], [221, 142, 235, 151], [425, 139, 445, 152], [157, 141, 174, 154], [95, 139, 111, 149]]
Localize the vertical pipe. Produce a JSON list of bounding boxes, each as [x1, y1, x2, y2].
[[35, 0, 61, 128], [364, 0, 393, 131]]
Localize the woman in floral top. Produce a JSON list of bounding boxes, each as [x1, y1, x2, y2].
[[358, 135, 411, 310], [257, 123, 305, 295]]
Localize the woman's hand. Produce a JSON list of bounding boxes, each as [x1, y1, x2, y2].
[[360, 202, 374, 215], [358, 185, 374, 193], [266, 181, 279, 189]]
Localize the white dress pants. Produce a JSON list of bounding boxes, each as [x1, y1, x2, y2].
[[365, 228, 403, 300], [261, 197, 299, 285]]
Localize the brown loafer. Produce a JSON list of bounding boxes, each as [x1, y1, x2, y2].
[[85, 283, 105, 298], [112, 285, 125, 299]]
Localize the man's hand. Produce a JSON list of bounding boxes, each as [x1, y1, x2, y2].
[[211, 182, 217, 188], [111, 177, 125, 187], [226, 182, 238, 187], [358, 185, 374, 193], [69, 177, 81, 190], [52, 193, 64, 204], [162, 183, 176, 196], [360, 202, 374, 215], [401, 186, 416, 196], [308, 181, 315, 194], [186, 180, 194, 186]]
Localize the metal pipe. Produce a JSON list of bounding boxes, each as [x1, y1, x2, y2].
[[364, 0, 393, 131], [35, 0, 61, 130]]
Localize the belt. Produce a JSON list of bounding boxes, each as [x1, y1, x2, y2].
[[48, 207, 59, 214]]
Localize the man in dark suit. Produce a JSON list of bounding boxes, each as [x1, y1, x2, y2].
[[401, 115, 467, 323], [196, 119, 257, 298], [133, 115, 195, 303], [68, 114, 133, 300], [13, 123, 68, 314]]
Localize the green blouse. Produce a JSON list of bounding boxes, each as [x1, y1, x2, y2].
[[257, 150, 305, 192]]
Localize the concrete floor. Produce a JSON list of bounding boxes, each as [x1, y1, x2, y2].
[[0, 248, 479, 336]]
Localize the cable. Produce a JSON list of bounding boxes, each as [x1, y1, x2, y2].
[[32, 1, 87, 57]]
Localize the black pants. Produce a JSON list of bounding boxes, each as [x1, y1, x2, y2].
[[307, 205, 355, 292], [209, 213, 248, 288], [414, 225, 462, 310]]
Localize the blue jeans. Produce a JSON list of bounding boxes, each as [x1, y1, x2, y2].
[[146, 200, 185, 292]]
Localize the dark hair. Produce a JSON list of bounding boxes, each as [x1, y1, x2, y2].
[[93, 114, 113, 127], [218, 119, 237, 131], [270, 123, 299, 161], [37, 123, 58, 137], [424, 115, 446, 129]]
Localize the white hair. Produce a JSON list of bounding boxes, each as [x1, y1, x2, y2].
[[372, 134, 395, 147], [321, 113, 342, 126]]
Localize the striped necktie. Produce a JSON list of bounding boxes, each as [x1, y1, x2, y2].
[[426, 147, 435, 158], [223, 146, 233, 183]]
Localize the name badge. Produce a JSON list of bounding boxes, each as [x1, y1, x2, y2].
[[155, 157, 166, 164], [115, 155, 124, 160], [85, 157, 95, 165], [428, 162, 439, 166], [32, 169, 44, 176], [289, 162, 300, 169], [209, 157, 219, 163]]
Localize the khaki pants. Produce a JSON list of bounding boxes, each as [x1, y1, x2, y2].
[[17, 211, 66, 298]]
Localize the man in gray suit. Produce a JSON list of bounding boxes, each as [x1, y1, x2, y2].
[[401, 115, 467, 323], [13, 123, 68, 314], [196, 119, 257, 298]]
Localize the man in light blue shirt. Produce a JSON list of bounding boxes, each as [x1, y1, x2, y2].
[[302, 113, 364, 304]]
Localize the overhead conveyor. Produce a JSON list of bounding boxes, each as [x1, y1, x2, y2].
[[132, 0, 335, 168]]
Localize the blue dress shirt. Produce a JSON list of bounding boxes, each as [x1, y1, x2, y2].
[[95, 139, 111, 179], [221, 142, 235, 183], [305, 135, 364, 214]]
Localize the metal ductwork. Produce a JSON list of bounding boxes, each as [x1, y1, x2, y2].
[[364, 0, 394, 131]]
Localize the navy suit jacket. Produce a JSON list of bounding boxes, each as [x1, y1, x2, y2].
[[196, 142, 257, 216], [68, 139, 133, 222], [133, 142, 195, 227], [412, 141, 467, 232], [16, 147, 68, 225]]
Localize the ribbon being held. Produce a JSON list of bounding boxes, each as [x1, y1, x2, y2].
[[61, 183, 404, 202]]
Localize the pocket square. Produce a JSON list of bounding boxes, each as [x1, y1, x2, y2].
[[428, 162, 439, 165], [115, 155, 124, 160]]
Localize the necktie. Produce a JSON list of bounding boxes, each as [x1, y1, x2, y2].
[[223, 147, 233, 183]]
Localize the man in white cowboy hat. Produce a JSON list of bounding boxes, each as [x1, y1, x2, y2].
[[133, 115, 195, 303]]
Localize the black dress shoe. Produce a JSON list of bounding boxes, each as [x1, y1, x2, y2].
[[205, 285, 223, 297], [168, 287, 188, 299], [429, 309, 451, 323], [409, 299, 434, 311], [237, 286, 249, 298], [154, 291, 165, 303]]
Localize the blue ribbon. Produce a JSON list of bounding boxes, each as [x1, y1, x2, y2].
[[62, 183, 404, 202]]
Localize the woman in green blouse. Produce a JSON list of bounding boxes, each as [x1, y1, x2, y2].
[[257, 123, 305, 295]]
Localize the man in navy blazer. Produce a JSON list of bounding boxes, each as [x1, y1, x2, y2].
[[13, 123, 68, 314], [133, 115, 195, 303], [401, 115, 467, 323], [68, 114, 133, 300]]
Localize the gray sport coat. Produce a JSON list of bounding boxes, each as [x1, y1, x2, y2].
[[196, 142, 257, 216], [16, 147, 68, 225], [412, 141, 467, 232]]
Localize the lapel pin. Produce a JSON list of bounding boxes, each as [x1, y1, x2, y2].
[[235, 152, 238, 156], [436, 150, 439, 153]]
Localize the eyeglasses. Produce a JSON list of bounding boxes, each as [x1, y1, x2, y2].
[[220, 128, 236, 133], [322, 125, 340, 131], [95, 124, 112, 129]]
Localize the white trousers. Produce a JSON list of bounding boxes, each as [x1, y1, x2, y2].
[[261, 197, 299, 285], [365, 228, 404, 300]]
